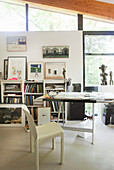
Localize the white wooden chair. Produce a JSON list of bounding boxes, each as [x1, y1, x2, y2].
[[22, 105, 64, 170]]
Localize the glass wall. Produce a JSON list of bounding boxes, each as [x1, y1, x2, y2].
[[0, 1, 26, 31], [83, 16, 114, 31], [84, 33, 114, 87], [28, 7, 77, 31]]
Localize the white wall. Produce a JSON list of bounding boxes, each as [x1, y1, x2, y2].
[[0, 31, 83, 86]]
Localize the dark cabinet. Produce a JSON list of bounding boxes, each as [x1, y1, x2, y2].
[[68, 102, 85, 120]]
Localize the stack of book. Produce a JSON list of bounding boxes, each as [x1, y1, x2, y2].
[[33, 97, 43, 106], [24, 83, 43, 93]]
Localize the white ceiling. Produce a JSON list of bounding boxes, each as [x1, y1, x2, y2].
[[96, 0, 114, 4]]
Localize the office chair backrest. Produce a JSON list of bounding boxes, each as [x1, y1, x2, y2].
[[22, 105, 37, 140]]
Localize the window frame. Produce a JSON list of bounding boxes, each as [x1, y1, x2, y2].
[[83, 31, 114, 91]]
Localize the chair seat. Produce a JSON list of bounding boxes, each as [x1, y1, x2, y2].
[[36, 122, 64, 142]]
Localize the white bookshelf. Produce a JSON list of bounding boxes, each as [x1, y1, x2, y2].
[[44, 79, 67, 122], [1, 80, 24, 104]]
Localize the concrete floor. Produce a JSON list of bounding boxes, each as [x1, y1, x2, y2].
[[0, 116, 114, 170]]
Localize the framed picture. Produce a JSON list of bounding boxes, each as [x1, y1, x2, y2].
[[28, 62, 44, 80], [45, 62, 66, 79], [4, 59, 8, 80], [43, 46, 69, 58], [0, 72, 2, 80], [0, 108, 21, 125], [7, 36, 27, 52], [8, 56, 27, 80]]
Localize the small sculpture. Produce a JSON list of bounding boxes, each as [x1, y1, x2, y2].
[[99, 64, 108, 85], [109, 71, 113, 85], [35, 68, 38, 77], [62, 68, 66, 79]]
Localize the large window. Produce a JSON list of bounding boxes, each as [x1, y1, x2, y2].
[[83, 16, 114, 31], [0, 1, 26, 31], [84, 32, 114, 87], [28, 6, 77, 31]]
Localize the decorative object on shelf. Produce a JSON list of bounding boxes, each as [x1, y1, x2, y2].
[[43, 46, 69, 58], [109, 71, 113, 85], [45, 62, 66, 79], [62, 68, 66, 80], [27, 62, 44, 80], [66, 78, 72, 92], [99, 64, 108, 85], [4, 59, 8, 80], [7, 36, 27, 52], [8, 56, 27, 80]]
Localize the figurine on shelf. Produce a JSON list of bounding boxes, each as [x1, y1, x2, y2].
[[109, 71, 113, 85], [62, 68, 66, 80], [35, 68, 38, 77], [99, 64, 108, 85]]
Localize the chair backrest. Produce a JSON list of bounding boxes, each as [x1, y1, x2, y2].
[[22, 105, 37, 140]]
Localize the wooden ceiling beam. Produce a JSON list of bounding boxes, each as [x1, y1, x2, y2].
[[20, 0, 114, 21]]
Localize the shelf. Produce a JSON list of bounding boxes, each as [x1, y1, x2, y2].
[[24, 93, 43, 95], [45, 88, 65, 91], [4, 91, 22, 93], [4, 95, 22, 97], [2, 80, 23, 84], [27, 105, 43, 107], [51, 111, 65, 113], [25, 80, 43, 83]]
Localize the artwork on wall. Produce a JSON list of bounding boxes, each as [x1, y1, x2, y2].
[[28, 62, 44, 80], [0, 72, 2, 80], [4, 59, 8, 80], [7, 36, 27, 52], [8, 56, 27, 80], [43, 46, 69, 58], [0, 108, 21, 124], [45, 62, 66, 79]]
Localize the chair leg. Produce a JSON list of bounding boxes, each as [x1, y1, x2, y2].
[[60, 135, 64, 164], [35, 139, 39, 170], [30, 132, 34, 153], [52, 138, 55, 149]]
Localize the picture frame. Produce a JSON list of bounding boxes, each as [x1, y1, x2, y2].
[[8, 56, 27, 80], [45, 62, 66, 79], [0, 72, 2, 80], [43, 46, 69, 58], [7, 36, 27, 52], [4, 59, 8, 80], [27, 62, 44, 81], [0, 108, 22, 125]]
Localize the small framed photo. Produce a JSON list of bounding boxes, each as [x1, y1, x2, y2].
[[7, 36, 27, 52], [4, 59, 8, 80], [45, 62, 66, 79], [0, 72, 2, 80], [8, 56, 27, 80], [27, 62, 44, 80], [43, 46, 69, 58]]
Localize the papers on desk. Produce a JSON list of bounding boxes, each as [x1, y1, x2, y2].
[[54, 92, 97, 100], [54, 92, 114, 102]]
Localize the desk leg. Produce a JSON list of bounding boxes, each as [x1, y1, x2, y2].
[[57, 102, 61, 123], [61, 102, 64, 126], [92, 103, 95, 145]]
